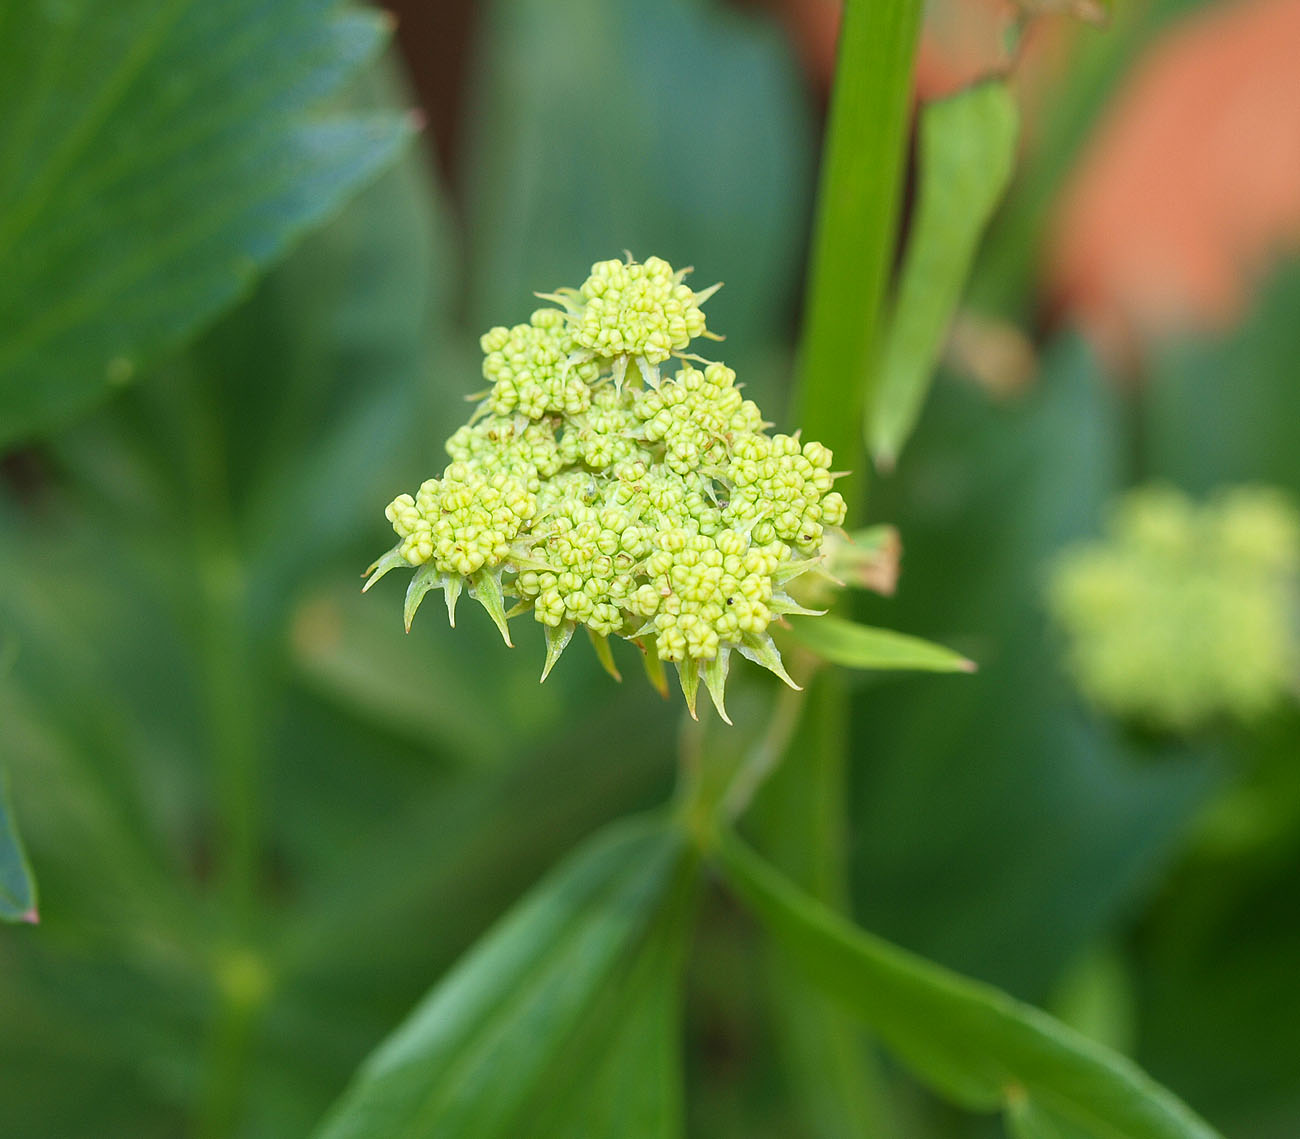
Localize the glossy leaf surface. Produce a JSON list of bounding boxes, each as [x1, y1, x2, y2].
[[717, 832, 1224, 1139], [314, 818, 693, 1139], [0, 0, 412, 444]]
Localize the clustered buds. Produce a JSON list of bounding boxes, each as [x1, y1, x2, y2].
[[367, 256, 848, 722], [1048, 484, 1300, 732]]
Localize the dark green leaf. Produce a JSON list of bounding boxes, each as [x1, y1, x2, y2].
[[871, 80, 1019, 469], [784, 615, 975, 674], [313, 818, 694, 1139], [515, 884, 690, 1139], [0, 0, 413, 445], [0, 766, 37, 923], [717, 832, 1224, 1139]]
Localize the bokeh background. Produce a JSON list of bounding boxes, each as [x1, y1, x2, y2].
[[2, 0, 1299, 1135]]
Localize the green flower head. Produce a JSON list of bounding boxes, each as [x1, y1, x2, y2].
[[366, 255, 847, 723], [1047, 484, 1300, 732]]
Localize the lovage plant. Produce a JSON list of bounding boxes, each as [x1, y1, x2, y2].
[[2, 1, 1272, 1136], [366, 255, 848, 721], [320, 253, 1229, 1139]]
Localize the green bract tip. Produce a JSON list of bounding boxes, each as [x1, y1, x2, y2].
[[368, 255, 849, 722]]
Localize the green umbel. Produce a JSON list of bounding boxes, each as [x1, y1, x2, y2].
[[367, 257, 847, 722], [1049, 484, 1300, 732]]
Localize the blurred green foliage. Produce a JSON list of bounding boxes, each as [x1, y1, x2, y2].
[[1, 0, 1298, 1137]]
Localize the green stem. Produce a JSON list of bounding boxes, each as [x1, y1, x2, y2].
[[793, 0, 924, 508], [771, 0, 924, 1132], [756, 672, 850, 903], [172, 360, 269, 1137], [752, 672, 900, 1138], [196, 947, 273, 1139]]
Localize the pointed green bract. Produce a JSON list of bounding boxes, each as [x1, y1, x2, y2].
[[639, 638, 670, 700], [701, 650, 733, 726], [403, 563, 446, 633], [736, 633, 800, 691], [769, 594, 826, 619], [588, 629, 622, 683], [444, 575, 464, 627], [541, 621, 576, 682], [469, 570, 513, 647], [675, 660, 701, 721], [362, 547, 408, 593]]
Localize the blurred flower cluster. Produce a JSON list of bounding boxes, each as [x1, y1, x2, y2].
[[1049, 484, 1300, 731], [368, 256, 848, 721]]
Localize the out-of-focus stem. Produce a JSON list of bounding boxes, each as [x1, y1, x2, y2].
[[173, 361, 269, 1138]]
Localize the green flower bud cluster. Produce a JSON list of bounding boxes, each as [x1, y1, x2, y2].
[[480, 307, 598, 420], [384, 465, 536, 577], [366, 255, 847, 723], [574, 255, 708, 362], [1047, 484, 1300, 732]]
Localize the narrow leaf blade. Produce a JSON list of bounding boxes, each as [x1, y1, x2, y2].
[[717, 833, 1224, 1139], [313, 818, 692, 1139], [794, 0, 926, 505], [784, 615, 974, 674], [871, 80, 1020, 469]]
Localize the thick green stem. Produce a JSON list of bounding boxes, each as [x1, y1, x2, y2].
[[173, 362, 270, 1138], [770, 0, 924, 1132], [793, 0, 924, 508]]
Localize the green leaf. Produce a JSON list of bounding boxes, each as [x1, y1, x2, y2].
[[784, 614, 975, 674], [1007, 1094, 1098, 1139], [0, 0, 414, 446], [716, 832, 1224, 1139], [0, 766, 37, 923], [793, 0, 924, 508], [512, 881, 691, 1139], [871, 80, 1019, 469], [313, 817, 695, 1139]]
